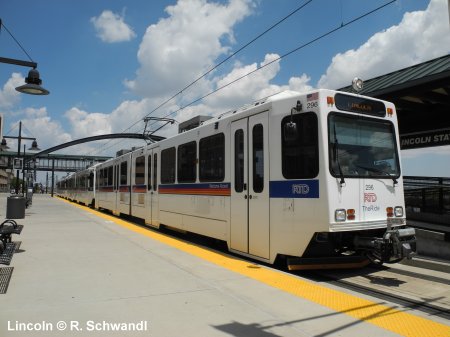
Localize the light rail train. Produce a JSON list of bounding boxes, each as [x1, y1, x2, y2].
[[57, 88, 416, 269]]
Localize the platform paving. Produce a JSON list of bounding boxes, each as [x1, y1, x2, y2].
[[0, 194, 448, 337]]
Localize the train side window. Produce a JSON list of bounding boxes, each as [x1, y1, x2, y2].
[[107, 166, 113, 186], [114, 165, 119, 190], [199, 133, 225, 182], [252, 124, 264, 193], [147, 155, 152, 190], [281, 112, 319, 179], [161, 147, 176, 184], [178, 141, 197, 183], [102, 168, 107, 187], [153, 154, 158, 191], [135, 156, 145, 185], [120, 162, 128, 185], [234, 129, 244, 192], [89, 172, 94, 191]]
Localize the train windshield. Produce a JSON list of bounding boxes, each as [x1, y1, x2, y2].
[[328, 113, 400, 179]]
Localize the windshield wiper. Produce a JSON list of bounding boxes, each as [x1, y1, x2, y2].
[[355, 164, 398, 185], [333, 124, 345, 186]]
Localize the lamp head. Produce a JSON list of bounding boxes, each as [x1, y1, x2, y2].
[[28, 140, 41, 151], [0, 138, 9, 150], [15, 68, 50, 95]]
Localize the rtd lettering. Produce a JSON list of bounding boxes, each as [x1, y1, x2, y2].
[[292, 184, 309, 195], [364, 193, 377, 202]]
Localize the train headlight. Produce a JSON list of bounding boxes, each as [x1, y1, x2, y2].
[[335, 209, 346, 222], [394, 206, 404, 217]]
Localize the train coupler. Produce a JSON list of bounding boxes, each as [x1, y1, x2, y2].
[[354, 227, 416, 264]]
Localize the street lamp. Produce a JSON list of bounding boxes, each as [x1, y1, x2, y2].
[[1, 121, 40, 194]]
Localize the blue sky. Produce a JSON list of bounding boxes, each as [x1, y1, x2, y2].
[[0, 0, 449, 182]]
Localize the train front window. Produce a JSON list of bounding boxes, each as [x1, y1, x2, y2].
[[328, 113, 400, 179]]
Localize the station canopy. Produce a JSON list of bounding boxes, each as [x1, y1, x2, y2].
[[339, 54, 450, 150]]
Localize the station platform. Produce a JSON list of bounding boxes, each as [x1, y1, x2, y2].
[[0, 194, 449, 337]]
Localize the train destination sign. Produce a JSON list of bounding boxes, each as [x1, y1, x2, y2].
[[400, 128, 450, 150], [334, 93, 386, 116]]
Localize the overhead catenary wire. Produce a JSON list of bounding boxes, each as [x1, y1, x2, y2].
[[87, 0, 315, 155], [91, 0, 396, 156], [147, 0, 397, 125]]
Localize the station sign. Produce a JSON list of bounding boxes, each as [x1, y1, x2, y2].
[[400, 128, 450, 150], [13, 158, 23, 170]]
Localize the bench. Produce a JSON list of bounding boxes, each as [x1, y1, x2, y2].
[[0, 242, 17, 266], [0, 220, 24, 265]]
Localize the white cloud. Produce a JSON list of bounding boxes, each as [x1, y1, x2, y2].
[[318, 0, 450, 89], [5, 108, 72, 152], [0, 73, 24, 109], [65, 107, 112, 139], [91, 10, 136, 43], [204, 53, 313, 109], [11, 0, 448, 164], [125, 0, 255, 98]]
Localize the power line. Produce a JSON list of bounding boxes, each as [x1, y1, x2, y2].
[[88, 0, 315, 155], [138, 0, 314, 124], [91, 0, 396, 156], [151, 0, 397, 123]]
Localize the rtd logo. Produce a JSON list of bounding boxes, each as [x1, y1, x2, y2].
[[292, 184, 310, 195], [364, 192, 377, 202]]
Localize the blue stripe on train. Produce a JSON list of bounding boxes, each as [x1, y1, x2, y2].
[[269, 180, 319, 198]]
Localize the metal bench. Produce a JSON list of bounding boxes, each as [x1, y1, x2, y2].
[[0, 242, 17, 266], [0, 220, 23, 265], [0, 220, 23, 244]]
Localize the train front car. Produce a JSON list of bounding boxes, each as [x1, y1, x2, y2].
[[283, 89, 416, 270]]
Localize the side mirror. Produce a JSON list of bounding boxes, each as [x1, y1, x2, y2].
[[284, 121, 298, 142]]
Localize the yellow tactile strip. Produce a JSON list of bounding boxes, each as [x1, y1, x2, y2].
[[59, 197, 450, 337]]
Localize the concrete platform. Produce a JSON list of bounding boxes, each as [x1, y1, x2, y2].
[[0, 194, 449, 337]]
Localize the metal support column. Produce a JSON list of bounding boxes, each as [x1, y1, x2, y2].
[[51, 158, 55, 197]]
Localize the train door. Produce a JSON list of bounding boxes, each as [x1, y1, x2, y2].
[[112, 161, 120, 215], [150, 147, 160, 227], [230, 111, 270, 259]]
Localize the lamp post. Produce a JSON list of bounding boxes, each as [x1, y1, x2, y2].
[[1, 121, 40, 195]]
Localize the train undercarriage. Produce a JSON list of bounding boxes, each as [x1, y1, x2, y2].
[[286, 226, 417, 270]]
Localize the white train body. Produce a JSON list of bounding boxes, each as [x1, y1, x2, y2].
[[57, 89, 416, 268]]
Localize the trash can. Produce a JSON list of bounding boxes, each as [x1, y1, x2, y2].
[[26, 188, 33, 208], [6, 195, 26, 219]]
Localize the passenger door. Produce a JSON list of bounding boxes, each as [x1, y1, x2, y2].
[[113, 162, 120, 215], [230, 111, 270, 259], [146, 147, 160, 228]]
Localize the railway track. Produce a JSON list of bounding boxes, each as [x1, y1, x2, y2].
[[298, 263, 450, 319]]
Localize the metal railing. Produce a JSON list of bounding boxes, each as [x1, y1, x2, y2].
[[404, 176, 450, 227]]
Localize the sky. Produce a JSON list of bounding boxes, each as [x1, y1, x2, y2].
[[0, 0, 449, 184]]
